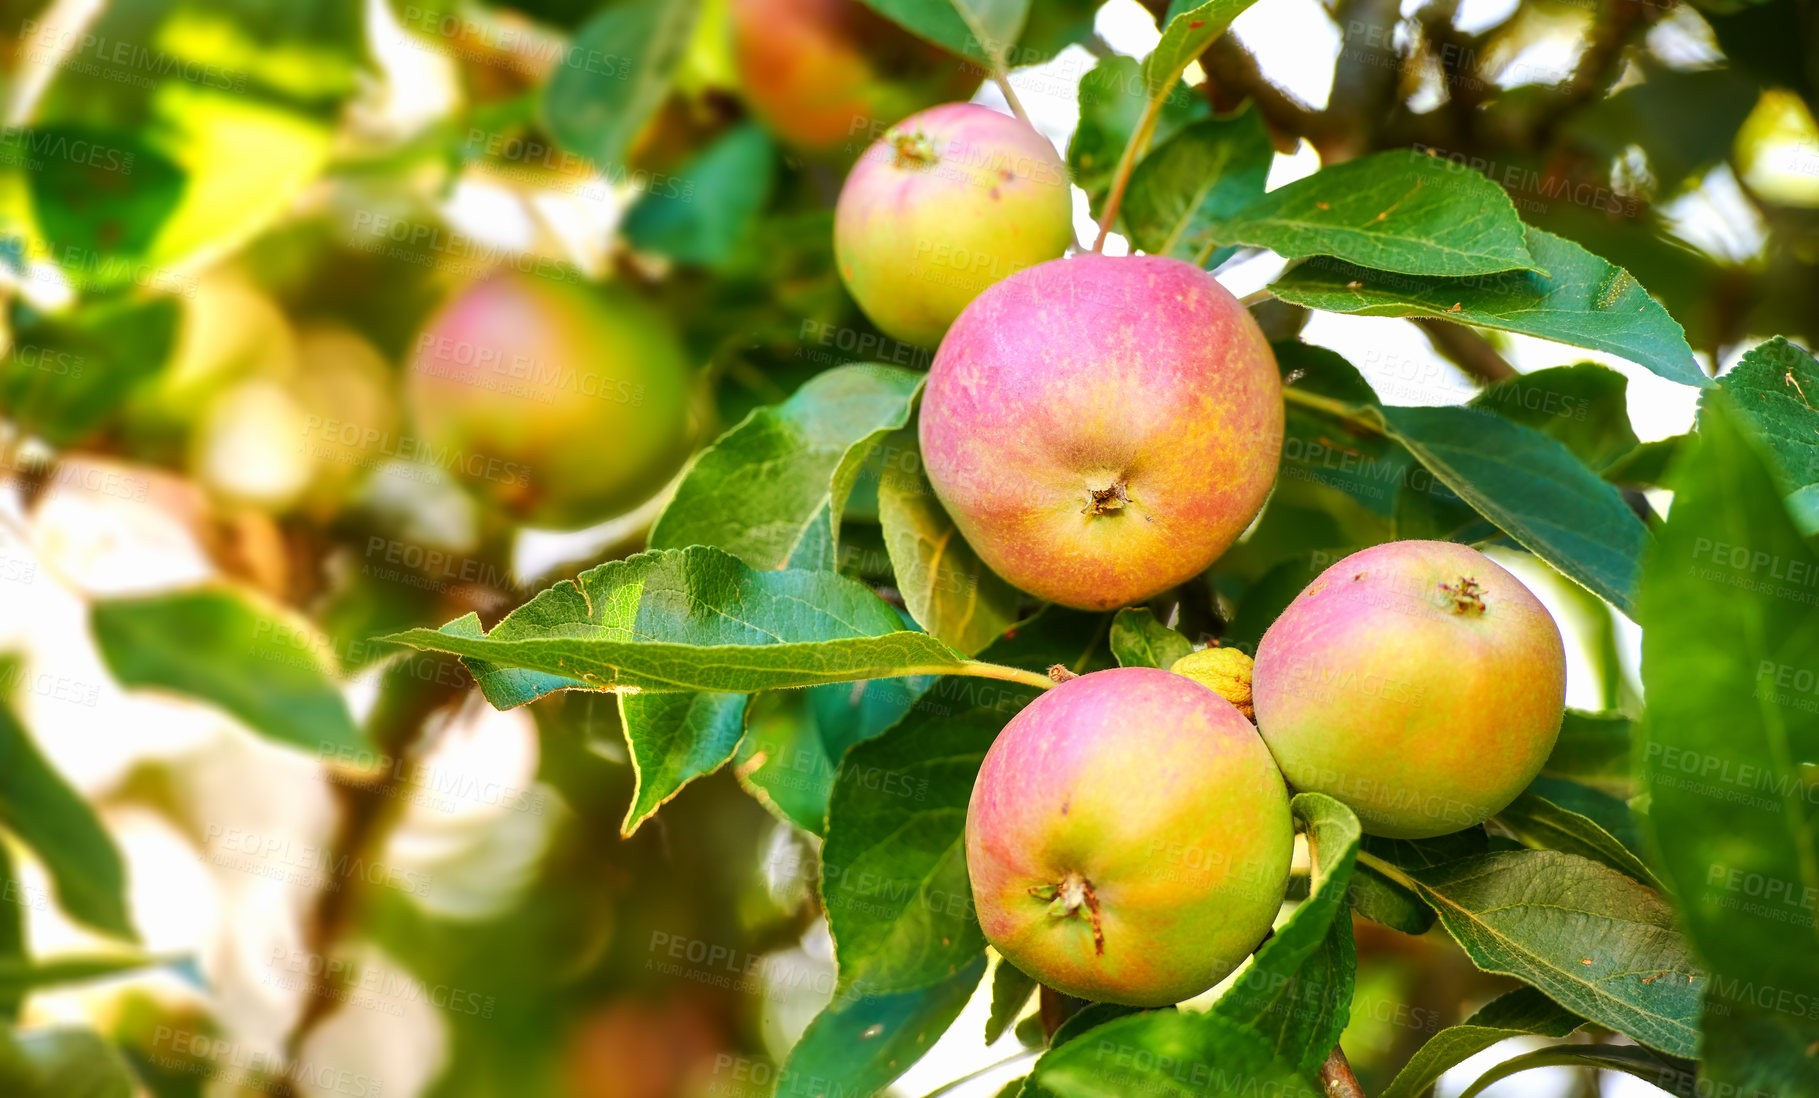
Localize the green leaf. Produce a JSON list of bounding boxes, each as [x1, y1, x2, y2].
[[1145, 0, 1265, 97], [1379, 403, 1651, 615], [92, 588, 364, 754], [878, 430, 1021, 658], [1469, 363, 1641, 471], [1344, 864, 1435, 936], [0, 1027, 135, 1098], [544, 0, 699, 168], [1362, 827, 1489, 870], [0, 954, 174, 999], [1492, 791, 1661, 888], [1108, 608, 1194, 670], [1539, 710, 1634, 798], [1523, 776, 1646, 862], [1028, 1009, 1321, 1098], [1639, 393, 1819, 1049], [617, 692, 748, 836], [381, 546, 977, 708], [778, 955, 986, 1098], [0, 297, 179, 447], [1270, 228, 1708, 388], [822, 609, 1108, 998], [1122, 110, 1271, 269], [24, 2, 354, 283], [622, 125, 775, 268], [650, 364, 924, 570], [735, 677, 930, 834], [1602, 436, 1686, 488], [859, 0, 1030, 64], [1378, 987, 1584, 1098], [23, 126, 186, 278], [1213, 793, 1360, 1073], [0, 844, 17, 1020], [1701, 1002, 1819, 1098], [1405, 850, 1702, 1057], [1219, 150, 1539, 277], [985, 958, 1038, 1045], [1704, 336, 1819, 499], [1457, 1043, 1696, 1098], [1069, 56, 1204, 210], [0, 702, 133, 940]]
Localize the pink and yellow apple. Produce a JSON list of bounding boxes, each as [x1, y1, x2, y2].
[[407, 273, 693, 530], [966, 667, 1293, 1006], [834, 102, 1073, 348], [1251, 540, 1567, 839], [728, 0, 976, 153], [919, 253, 1282, 610]]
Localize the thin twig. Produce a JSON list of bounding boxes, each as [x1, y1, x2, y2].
[[1413, 317, 1517, 384], [1282, 386, 1387, 435], [1091, 93, 1165, 252], [995, 70, 1032, 127], [272, 654, 469, 1098]]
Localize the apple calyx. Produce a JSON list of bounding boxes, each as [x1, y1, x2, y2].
[[1030, 871, 1106, 955], [1438, 576, 1486, 615], [1082, 480, 1131, 516], [888, 128, 938, 170]]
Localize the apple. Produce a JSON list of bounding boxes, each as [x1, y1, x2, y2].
[[919, 253, 1282, 610], [834, 102, 1073, 348], [966, 667, 1293, 1006], [1251, 540, 1567, 839], [406, 272, 694, 530], [728, 0, 977, 153]]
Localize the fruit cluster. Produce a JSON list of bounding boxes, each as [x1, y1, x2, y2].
[[830, 103, 1567, 1007]]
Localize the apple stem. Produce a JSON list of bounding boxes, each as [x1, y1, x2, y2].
[[1091, 92, 1166, 252], [1320, 1045, 1368, 1098], [994, 71, 1033, 127], [931, 659, 1058, 692], [1047, 664, 1080, 683]]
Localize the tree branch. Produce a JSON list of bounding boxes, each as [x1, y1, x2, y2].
[[1413, 317, 1518, 384], [1200, 35, 1329, 152], [272, 653, 470, 1097]]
